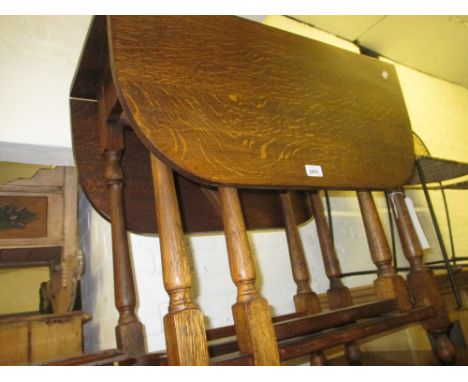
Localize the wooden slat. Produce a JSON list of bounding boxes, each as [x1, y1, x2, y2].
[[0, 247, 61, 268], [43, 349, 127, 366], [272, 311, 307, 323], [134, 352, 167, 366], [206, 325, 236, 342], [0, 311, 90, 325], [329, 350, 468, 366], [279, 306, 435, 361], [208, 338, 239, 358], [43, 350, 169, 366], [274, 299, 398, 341], [205, 310, 307, 341], [211, 352, 254, 366], [207, 299, 397, 358]]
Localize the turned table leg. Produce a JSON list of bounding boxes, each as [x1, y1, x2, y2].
[[104, 148, 145, 355], [281, 192, 321, 313], [151, 155, 209, 365], [97, 76, 146, 356], [357, 190, 412, 312], [388, 189, 456, 364], [280, 191, 327, 366], [280, 191, 326, 365], [309, 190, 360, 364], [220, 186, 280, 366]]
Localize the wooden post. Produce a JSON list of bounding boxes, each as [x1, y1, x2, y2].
[[388, 189, 455, 364], [280, 192, 321, 313], [280, 191, 325, 365], [104, 147, 145, 355], [219, 186, 280, 366], [308, 190, 360, 364], [309, 191, 352, 308], [97, 78, 146, 355], [356, 191, 412, 312], [50, 167, 80, 313], [150, 154, 209, 366]]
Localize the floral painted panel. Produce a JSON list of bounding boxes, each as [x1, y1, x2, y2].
[[0, 196, 47, 239]]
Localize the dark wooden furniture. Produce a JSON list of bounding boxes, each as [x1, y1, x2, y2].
[[68, 16, 456, 365]]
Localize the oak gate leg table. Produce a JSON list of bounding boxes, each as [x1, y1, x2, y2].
[[68, 16, 456, 365]]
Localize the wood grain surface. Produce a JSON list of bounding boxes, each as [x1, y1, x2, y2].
[[278, 306, 435, 361], [108, 16, 414, 189], [280, 191, 321, 314], [357, 190, 412, 312], [151, 154, 209, 365], [71, 99, 310, 234], [71, 15, 108, 100], [219, 186, 280, 365]]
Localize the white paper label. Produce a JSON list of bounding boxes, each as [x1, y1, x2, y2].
[[405, 197, 431, 250], [305, 165, 323, 177]]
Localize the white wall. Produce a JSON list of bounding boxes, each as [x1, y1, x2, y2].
[[0, 16, 91, 154]]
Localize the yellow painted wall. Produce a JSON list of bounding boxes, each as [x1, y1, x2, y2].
[[0, 267, 50, 315], [0, 162, 53, 185]]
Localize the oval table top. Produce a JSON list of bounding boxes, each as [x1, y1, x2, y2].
[[108, 16, 414, 190]]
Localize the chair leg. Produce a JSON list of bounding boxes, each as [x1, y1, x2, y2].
[[280, 191, 325, 365], [104, 148, 145, 355], [309, 190, 360, 364], [219, 186, 280, 366], [357, 190, 413, 312], [388, 189, 456, 364], [151, 155, 209, 365]]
